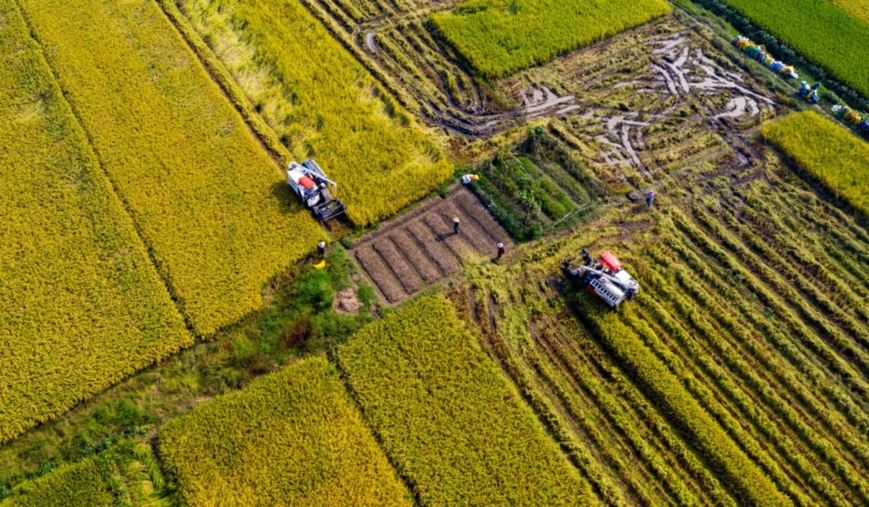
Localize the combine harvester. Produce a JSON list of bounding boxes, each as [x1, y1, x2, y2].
[[563, 250, 640, 308], [287, 159, 346, 224]]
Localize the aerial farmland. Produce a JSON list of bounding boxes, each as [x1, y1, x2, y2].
[[1, 0, 867, 504]]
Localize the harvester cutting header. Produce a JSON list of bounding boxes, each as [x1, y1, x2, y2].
[[287, 159, 346, 223], [563, 249, 640, 308]]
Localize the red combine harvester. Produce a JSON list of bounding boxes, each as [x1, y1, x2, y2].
[[287, 159, 346, 223], [562, 249, 640, 308]]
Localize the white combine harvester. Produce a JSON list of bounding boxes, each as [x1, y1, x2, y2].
[[562, 249, 640, 308], [287, 159, 346, 223]]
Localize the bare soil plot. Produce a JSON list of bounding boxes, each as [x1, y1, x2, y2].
[[350, 187, 511, 303]]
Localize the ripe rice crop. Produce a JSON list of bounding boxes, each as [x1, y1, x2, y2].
[[160, 357, 411, 506], [717, 0, 869, 98], [18, 0, 326, 336], [830, 0, 869, 24], [431, 0, 671, 77], [336, 295, 594, 506], [0, 0, 191, 443], [172, 0, 453, 226], [762, 111, 869, 215], [0, 456, 113, 507]]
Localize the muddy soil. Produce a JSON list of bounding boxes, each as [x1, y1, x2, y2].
[[350, 186, 512, 303]]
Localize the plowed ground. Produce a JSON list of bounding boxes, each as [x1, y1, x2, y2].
[[350, 187, 512, 303]]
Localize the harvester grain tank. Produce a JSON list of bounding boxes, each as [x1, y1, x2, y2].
[[562, 250, 639, 308], [287, 159, 346, 223]]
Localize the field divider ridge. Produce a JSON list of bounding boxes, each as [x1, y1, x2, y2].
[[327, 349, 426, 507], [8, 0, 199, 335]]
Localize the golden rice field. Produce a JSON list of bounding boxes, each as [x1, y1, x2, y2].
[[431, 0, 671, 77], [0, 456, 112, 507], [762, 111, 869, 216], [160, 357, 411, 506], [830, 0, 869, 24], [172, 0, 453, 226], [336, 295, 593, 506], [0, 0, 191, 444], [17, 0, 325, 336]]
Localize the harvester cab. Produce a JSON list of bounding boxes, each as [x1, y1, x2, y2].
[[562, 249, 640, 308], [287, 160, 346, 223]]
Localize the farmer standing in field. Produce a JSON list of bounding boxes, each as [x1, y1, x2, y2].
[[497, 242, 505, 260], [453, 217, 461, 235], [646, 189, 656, 208], [317, 241, 327, 258]]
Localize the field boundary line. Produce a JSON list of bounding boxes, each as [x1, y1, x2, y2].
[[328, 351, 426, 507], [9, 0, 198, 336], [153, 0, 295, 169]]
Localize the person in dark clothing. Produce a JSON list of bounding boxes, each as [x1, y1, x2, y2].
[[646, 190, 656, 208], [317, 241, 326, 258], [453, 217, 460, 235], [497, 242, 505, 259]]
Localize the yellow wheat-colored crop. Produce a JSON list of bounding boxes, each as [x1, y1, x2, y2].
[[762, 111, 869, 216], [174, 0, 454, 226], [337, 295, 595, 506], [0, 0, 191, 443], [432, 0, 671, 78], [0, 456, 113, 507], [160, 357, 412, 506], [17, 0, 326, 336]]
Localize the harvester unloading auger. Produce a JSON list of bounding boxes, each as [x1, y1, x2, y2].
[[287, 159, 346, 223], [562, 250, 639, 308]]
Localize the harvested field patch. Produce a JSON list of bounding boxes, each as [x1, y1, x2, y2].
[[350, 187, 511, 303]]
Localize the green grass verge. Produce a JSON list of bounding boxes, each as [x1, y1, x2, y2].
[[337, 295, 594, 506], [431, 0, 671, 77]]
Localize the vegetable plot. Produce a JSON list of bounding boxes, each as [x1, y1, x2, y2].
[[18, 0, 325, 336], [0, 0, 191, 443], [161, 357, 411, 507], [337, 295, 593, 506], [431, 0, 671, 77]]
